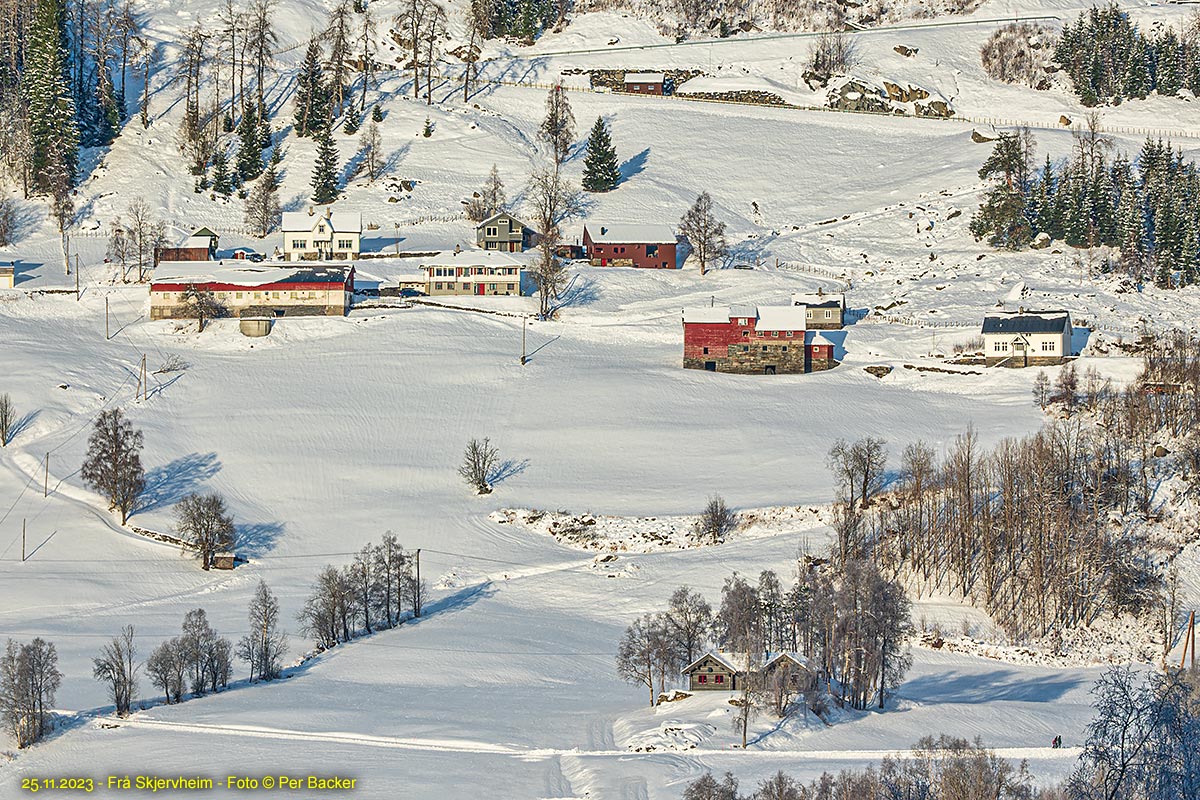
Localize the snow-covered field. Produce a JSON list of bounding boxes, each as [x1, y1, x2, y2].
[[2, 0, 1200, 796]]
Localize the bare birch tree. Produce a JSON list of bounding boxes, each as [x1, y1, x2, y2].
[[92, 625, 138, 716]]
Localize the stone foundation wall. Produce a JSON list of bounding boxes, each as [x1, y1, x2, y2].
[[985, 355, 1065, 368]]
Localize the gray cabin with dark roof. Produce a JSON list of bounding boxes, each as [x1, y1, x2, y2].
[[982, 309, 1072, 367]]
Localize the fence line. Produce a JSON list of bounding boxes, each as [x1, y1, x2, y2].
[[456, 72, 1200, 141]]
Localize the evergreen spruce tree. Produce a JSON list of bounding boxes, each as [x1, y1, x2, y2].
[[423, 117, 433, 137], [236, 105, 264, 181], [371, 105, 383, 123], [582, 116, 620, 193], [310, 126, 340, 204], [24, 0, 79, 193], [212, 149, 233, 196], [343, 105, 361, 135], [294, 40, 329, 137], [1155, 30, 1183, 96]]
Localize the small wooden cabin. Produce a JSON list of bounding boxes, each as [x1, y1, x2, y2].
[[682, 652, 744, 691]]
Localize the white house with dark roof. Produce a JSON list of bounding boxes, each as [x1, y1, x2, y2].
[[982, 309, 1072, 367], [280, 206, 363, 262], [791, 289, 846, 329]]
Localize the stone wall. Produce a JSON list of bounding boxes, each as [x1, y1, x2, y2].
[[985, 355, 1064, 368]]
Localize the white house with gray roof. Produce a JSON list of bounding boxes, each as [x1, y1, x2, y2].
[[280, 206, 363, 262], [981, 309, 1072, 367]]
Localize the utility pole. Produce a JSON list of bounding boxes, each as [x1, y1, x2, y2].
[[394, 223, 401, 256], [1182, 610, 1196, 670], [43, 454, 49, 497], [141, 355, 148, 401], [414, 548, 421, 617], [520, 317, 527, 365], [22, 518, 26, 561], [75, 258, 80, 300], [106, 297, 110, 340]]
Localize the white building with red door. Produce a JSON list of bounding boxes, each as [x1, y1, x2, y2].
[[418, 248, 528, 296]]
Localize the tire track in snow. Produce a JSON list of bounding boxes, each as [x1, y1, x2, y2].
[[100, 716, 1082, 763]]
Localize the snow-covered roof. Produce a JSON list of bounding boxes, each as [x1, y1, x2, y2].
[[806, 331, 835, 346], [416, 249, 527, 268], [755, 305, 807, 332], [791, 290, 845, 309], [763, 652, 815, 671], [624, 72, 665, 83], [681, 651, 752, 675], [151, 261, 350, 287], [585, 223, 677, 245], [476, 211, 527, 229], [281, 207, 363, 234], [981, 310, 1071, 335], [682, 306, 732, 324], [178, 235, 214, 250]]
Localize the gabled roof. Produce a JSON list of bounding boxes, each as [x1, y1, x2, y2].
[[151, 261, 351, 287], [680, 651, 751, 675], [476, 211, 528, 229], [416, 249, 527, 268], [763, 652, 815, 671], [585, 223, 677, 245], [281, 207, 363, 234], [792, 291, 845, 309], [806, 331, 835, 346], [178, 235, 214, 250], [190, 226, 219, 240], [682, 306, 733, 324], [625, 72, 665, 83], [755, 305, 807, 332], [981, 310, 1071, 335]]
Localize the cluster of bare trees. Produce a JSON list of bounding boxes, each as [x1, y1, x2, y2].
[[617, 565, 911, 715], [681, 736, 1050, 800], [465, 164, 506, 222], [145, 609, 233, 703], [835, 336, 1197, 646], [981, 22, 1057, 88], [106, 198, 166, 282], [93, 625, 138, 715], [678, 192, 727, 275], [298, 532, 426, 649], [692, 495, 738, 543], [0, 637, 62, 748], [175, 0, 276, 175], [395, 0, 447, 104]]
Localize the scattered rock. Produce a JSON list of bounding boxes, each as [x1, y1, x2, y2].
[[677, 89, 790, 106], [894, 44, 919, 57], [1059, 114, 1073, 127], [1154, 445, 1170, 458], [1031, 231, 1052, 249], [864, 365, 893, 378], [947, 209, 963, 220]]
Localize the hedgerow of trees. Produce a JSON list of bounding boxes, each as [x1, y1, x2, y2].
[[980, 22, 1056, 88], [297, 531, 427, 649]]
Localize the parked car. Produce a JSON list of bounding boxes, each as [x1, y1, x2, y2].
[[398, 287, 427, 298]]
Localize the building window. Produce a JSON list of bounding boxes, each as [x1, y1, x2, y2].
[[337, 239, 354, 250], [825, 309, 833, 318], [1042, 341, 1056, 352], [738, 318, 747, 325], [702, 347, 709, 355], [715, 675, 724, 684], [507, 284, 515, 291], [647, 244, 658, 257], [486, 226, 498, 237], [756, 331, 764, 337], [772, 331, 779, 337], [782, 346, 788, 353], [291, 240, 307, 249], [786, 330, 793, 337], [742, 331, 749, 338], [762, 346, 768, 352], [742, 346, 749, 352], [236, 292, 243, 299], [698, 675, 707, 684]]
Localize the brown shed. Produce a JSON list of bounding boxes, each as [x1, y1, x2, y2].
[[681, 652, 745, 691]]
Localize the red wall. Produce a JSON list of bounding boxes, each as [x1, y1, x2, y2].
[[585, 230, 677, 269], [683, 321, 738, 359], [624, 83, 664, 95]]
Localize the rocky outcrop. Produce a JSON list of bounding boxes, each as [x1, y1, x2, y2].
[[894, 44, 919, 57], [826, 76, 953, 117], [676, 89, 791, 106]]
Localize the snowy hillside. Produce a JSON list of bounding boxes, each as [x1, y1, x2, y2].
[[2, 0, 1200, 796]]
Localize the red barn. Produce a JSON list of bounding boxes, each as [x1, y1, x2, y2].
[[623, 72, 665, 95], [583, 223, 678, 269], [682, 304, 836, 374]]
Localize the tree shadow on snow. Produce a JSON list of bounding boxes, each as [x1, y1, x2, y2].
[[237, 521, 285, 558], [619, 148, 650, 185], [7, 408, 40, 442], [487, 458, 529, 487], [900, 669, 1082, 705], [549, 274, 600, 314], [137, 452, 222, 514]]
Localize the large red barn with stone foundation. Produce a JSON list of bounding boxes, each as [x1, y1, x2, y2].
[[682, 304, 836, 374]]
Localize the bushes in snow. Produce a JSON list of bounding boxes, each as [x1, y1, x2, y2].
[[980, 22, 1056, 88], [0, 637, 62, 748]]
